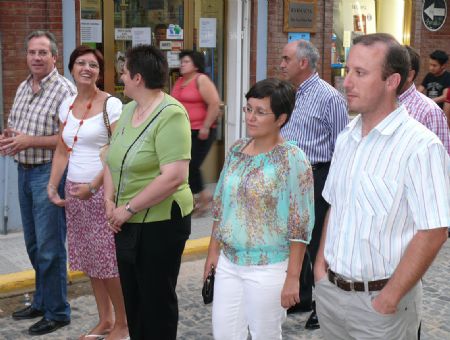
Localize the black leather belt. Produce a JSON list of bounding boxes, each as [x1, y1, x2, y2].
[[327, 269, 389, 292], [18, 162, 48, 169], [311, 162, 330, 171]]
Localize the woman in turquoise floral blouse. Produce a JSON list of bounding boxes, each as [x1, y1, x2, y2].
[[204, 78, 315, 339]]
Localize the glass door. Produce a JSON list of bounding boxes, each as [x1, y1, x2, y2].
[[97, 0, 224, 104], [81, 0, 225, 181]]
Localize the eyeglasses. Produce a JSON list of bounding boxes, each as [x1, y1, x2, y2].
[[243, 106, 274, 117], [74, 60, 100, 69], [27, 50, 50, 57]]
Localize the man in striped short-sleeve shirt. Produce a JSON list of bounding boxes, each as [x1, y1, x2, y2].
[[0, 31, 75, 336], [315, 33, 450, 340], [280, 39, 348, 329], [399, 46, 450, 155]]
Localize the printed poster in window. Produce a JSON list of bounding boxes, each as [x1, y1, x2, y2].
[[199, 18, 217, 48], [341, 1, 376, 35]]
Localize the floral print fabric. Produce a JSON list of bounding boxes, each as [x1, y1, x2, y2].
[[212, 138, 314, 266]]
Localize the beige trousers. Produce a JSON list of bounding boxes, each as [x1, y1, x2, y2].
[[316, 276, 422, 340]]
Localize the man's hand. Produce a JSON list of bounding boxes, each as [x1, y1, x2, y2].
[[371, 292, 397, 315], [0, 130, 30, 156], [314, 258, 328, 283]]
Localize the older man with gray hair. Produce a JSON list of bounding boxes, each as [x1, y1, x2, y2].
[[280, 39, 348, 329], [0, 30, 75, 336]]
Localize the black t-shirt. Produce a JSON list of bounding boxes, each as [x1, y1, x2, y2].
[[421, 71, 450, 108]]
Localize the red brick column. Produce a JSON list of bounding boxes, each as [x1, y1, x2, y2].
[[0, 0, 64, 124]]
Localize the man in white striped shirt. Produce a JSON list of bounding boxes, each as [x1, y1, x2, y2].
[[314, 33, 450, 340]]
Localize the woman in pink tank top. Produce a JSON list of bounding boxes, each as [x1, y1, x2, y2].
[[171, 50, 221, 214]]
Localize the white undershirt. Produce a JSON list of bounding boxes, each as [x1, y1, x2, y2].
[[59, 95, 122, 182]]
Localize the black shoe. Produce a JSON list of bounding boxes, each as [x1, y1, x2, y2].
[[305, 310, 320, 330], [12, 306, 44, 320], [28, 317, 70, 336], [287, 300, 313, 314]]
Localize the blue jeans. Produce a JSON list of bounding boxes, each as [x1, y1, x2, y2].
[[17, 162, 70, 321]]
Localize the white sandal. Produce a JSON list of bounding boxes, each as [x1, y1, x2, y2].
[[82, 334, 106, 340]]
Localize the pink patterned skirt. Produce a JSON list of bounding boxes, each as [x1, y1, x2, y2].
[[65, 180, 119, 279]]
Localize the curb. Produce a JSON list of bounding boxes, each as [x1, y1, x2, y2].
[[0, 237, 210, 295]]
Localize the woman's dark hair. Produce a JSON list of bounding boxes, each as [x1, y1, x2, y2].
[[68, 45, 104, 81], [245, 78, 295, 128], [179, 50, 205, 73], [125, 45, 167, 89]]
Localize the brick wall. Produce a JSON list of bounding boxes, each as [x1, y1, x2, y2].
[[0, 0, 65, 124], [253, 0, 333, 86], [411, 0, 450, 86], [253, 0, 450, 90]]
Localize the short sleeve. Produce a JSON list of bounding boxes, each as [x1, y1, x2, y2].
[[405, 142, 450, 229], [287, 147, 314, 243], [421, 73, 431, 87], [58, 95, 76, 123], [154, 108, 191, 165], [211, 139, 243, 222], [106, 96, 123, 124]]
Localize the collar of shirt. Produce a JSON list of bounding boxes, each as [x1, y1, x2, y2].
[[297, 72, 319, 95], [398, 83, 416, 102], [347, 105, 409, 142], [25, 67, 58, 92]]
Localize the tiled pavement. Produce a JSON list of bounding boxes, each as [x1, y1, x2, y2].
[[0, 240, 449, 339]]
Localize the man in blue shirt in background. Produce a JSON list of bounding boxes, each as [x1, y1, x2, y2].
[[280, 39, 348, 330]]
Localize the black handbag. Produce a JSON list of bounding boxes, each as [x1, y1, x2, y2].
[[202, 265, 215, 304]]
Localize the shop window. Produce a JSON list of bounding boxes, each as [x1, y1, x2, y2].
[[332, 0, 412, 92]]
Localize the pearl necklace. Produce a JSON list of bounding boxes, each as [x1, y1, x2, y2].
[[62, 90, 98, 153]]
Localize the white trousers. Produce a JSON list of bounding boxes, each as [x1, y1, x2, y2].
[[212, 254, 288, 340]]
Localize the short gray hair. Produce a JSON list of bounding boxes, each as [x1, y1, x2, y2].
[[25, 30, 58, 56], [296, 40, 320, 71]]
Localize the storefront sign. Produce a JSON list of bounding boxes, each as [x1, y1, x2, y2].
[[159, 41, 172, 50], [288, 32, 310, 42], [422, 0, 447, 31], [131, 27, 151, 47], [167, 24, 183, 40], [115, 28, 132, 41], [171, 41, 183, 51], [199, 18, 217, 48], [167, 51, 181, 68], [341, 1, 376, 36], [81, 19, 102, 43], [283, 0, 317, 32]]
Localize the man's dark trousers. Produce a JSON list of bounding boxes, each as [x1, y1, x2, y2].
[[299, 163, 330, 306]]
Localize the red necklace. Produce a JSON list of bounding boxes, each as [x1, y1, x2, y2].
[[62, 91, 97, 153]]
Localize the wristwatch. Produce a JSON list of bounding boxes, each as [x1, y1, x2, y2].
[[125, 201, 137, 215], [88, 183, 97, 195]]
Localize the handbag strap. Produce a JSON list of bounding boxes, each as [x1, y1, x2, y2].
[[103, 96, 115, 142], [114, 103, 183, 219]]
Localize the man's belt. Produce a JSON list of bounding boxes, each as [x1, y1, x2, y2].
[[18, 162, 48, 169], [327, 269, 389, 292], [311, 162, 330, 171]]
